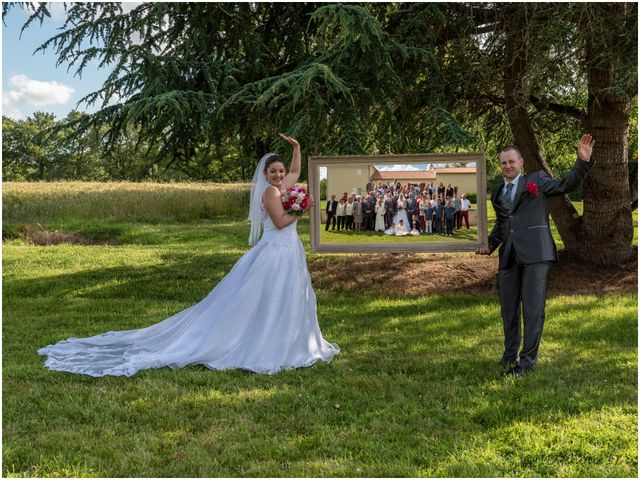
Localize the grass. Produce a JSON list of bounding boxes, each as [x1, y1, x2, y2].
[[2, 182, 638, 476], [320, 225, 479, 243]]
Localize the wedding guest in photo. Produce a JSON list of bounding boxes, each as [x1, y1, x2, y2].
[[345, 196, 355, 230], [428, 182, 435, 196], [418, 193, 428, 231], [384, 222, 396, 235], [437, 182, 445, 199], [375, 195, 386, 232], [384, 193, 396, 229], [341, 192, 348, 203], [424, 199, 434, 234], [410, 215, 421, 235], [395, 219, 408, 236], [406, 192, 418, 230], [336, 199, 346, 230], [459, 194, 471, 229], [363, 194, 376, 231], [354, 195, 363, 231], [446, 183, 454, 199], [325, 194, 338, 231], [451, 193, 462, 229], [435, 196, 445, 235], [444, 199, 456, 237]]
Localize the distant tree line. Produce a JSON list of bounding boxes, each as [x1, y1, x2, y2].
[[2, 111, 255, 181]]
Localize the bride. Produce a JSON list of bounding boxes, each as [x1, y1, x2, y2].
[[392, 193, 410, 228], [38, 134, 340, 377]]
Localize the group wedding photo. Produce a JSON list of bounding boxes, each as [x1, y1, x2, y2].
[[2, 1, 638, 478]]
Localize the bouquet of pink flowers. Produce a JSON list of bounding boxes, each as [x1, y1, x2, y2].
[[281, 185, 309, 216]]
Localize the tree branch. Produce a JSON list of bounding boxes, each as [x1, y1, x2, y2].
[[529, 95, 587, 124], [468, 92, 587, 126]]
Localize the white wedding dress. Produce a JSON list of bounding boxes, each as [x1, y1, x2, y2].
[[392, 200, 410, 227], [38, 194, 340, 377]]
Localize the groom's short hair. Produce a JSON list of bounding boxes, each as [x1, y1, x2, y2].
[[500, 145, 523, 158]]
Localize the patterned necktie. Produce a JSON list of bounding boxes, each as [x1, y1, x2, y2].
[[503, 182, 514, 211]]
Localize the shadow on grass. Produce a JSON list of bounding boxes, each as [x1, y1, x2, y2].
[[6, 250, 244, 304]]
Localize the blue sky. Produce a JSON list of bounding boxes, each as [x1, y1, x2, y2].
[[2, 2, 113, 120]]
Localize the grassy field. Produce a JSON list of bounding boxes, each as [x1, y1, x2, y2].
[[2, 183, 638, 477], [2, 181, 252, 222]]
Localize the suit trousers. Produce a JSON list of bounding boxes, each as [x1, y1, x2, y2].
[[497, 256, 552, 369], [384, 211, 393, 229], [325, 212, 336, 230]]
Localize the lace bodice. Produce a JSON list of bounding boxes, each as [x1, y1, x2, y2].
[[260, 187, 299, 245]]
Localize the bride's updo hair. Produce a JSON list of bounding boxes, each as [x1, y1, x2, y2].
[[264, 154, 284, 171]]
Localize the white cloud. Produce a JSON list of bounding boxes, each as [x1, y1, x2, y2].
[[2, 97, 25, 119], [4, 74, 74, 108], [376, 164, 423, 172]]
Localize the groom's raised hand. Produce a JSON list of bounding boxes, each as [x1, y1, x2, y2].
[[577, 134, 595, 161]]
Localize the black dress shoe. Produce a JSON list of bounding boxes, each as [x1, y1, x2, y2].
[[503, 365, 534, 377], [499, 359, 518, 369]]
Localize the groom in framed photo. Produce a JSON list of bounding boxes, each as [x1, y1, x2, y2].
[[476, 134, 596, 377]]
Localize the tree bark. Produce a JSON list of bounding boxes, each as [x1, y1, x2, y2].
[[501, 6, 582, 252], [576, 3, 635, 265]]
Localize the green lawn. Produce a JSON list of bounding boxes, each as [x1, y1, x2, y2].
[[320, 226, 479, 243], [2, 216, 638, 477]]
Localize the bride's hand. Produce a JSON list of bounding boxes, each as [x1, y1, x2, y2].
[[305, 195, 315, 210], [279, 133, 300, 149]]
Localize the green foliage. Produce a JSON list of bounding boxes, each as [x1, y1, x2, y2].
[[319, 178, 327, 201]]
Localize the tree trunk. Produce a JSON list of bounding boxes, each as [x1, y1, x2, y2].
[[501, 6, 582, 252], [576, 3, 635, 265]]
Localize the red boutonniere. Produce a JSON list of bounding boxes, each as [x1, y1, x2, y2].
[[525, 182, 539, 197]]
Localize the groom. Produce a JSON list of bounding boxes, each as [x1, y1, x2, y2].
[[476, 134, 596, 377]]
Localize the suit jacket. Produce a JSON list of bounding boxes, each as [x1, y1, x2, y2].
[[384, 197, 397, 215], [488, 157, 595, 269], [363, 199, 375, 214], [326, 200, 338, 215]]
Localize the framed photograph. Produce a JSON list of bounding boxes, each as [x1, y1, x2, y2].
[[307, 153, 488, 253]]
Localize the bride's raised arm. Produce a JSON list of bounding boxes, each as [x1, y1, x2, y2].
[[279, 133, 301, 190]]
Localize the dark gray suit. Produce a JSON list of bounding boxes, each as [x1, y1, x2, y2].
[[384, 197, 396, 229], [488, 157, 594, 369]]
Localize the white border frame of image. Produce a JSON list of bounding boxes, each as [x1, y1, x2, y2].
[[308, 152, 489, 254]]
